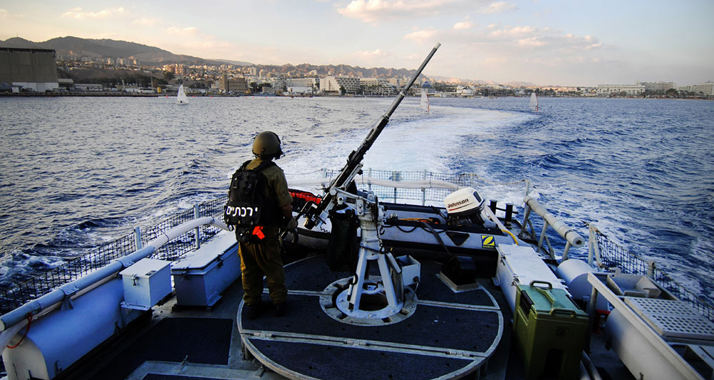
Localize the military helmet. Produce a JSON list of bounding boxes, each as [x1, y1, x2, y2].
[[252, 131, 283, 159]]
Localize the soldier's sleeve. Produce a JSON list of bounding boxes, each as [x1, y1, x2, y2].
[[273, 169, 293, 208]]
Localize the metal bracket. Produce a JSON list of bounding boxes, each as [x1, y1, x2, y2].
[[59, 284, 79, 310], [117, 257, 135, 268]]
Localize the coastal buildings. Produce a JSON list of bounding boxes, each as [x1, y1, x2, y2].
[[320, 76, 360, 95], [219, 72, 248, 94], [597, 83, 646, 96], [596, 81, 714, 97], [0, 42, 710, 99], [682, 82, 714, 96], [640, 81, 676, 92], [163, 64, 187, 76], [596, 81, 677, 96]]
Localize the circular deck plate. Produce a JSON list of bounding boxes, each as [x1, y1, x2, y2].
[[320, 276, 418, 326]]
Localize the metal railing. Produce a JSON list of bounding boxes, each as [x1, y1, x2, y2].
[[0, 197, 227, 314], [319, 168, 527, 206]]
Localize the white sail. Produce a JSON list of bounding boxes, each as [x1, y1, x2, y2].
[[529, 92, 538, 112], [420, 89, 429, 113], [177, 84, 189, 105]]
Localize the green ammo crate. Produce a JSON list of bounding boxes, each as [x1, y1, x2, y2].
[[514, 280, 589, 380]]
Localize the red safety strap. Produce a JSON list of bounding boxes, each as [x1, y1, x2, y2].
[[252, 226, 265, 240]]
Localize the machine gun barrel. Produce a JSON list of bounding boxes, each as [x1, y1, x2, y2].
[[304, 43, 441, 229]]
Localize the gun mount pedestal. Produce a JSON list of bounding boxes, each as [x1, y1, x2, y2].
[[325, 190, 413, 323]]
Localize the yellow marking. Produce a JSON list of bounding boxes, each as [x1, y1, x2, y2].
[[481, 235, 495, 249]]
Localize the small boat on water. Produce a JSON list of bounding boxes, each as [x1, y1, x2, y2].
[[177, 84, 189, 105], [1, 44, 713, 380], [420, 89, 429, 113], [529, 92, 538, 112]]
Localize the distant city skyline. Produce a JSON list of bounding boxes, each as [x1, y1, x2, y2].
[[1, 0, 712, 87]]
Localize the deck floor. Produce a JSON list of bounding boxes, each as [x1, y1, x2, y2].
[[239, 256, 504, 380], [54, 251, 632, 380]]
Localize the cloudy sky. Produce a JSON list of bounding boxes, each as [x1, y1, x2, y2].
[[1, 0, 712, 86]]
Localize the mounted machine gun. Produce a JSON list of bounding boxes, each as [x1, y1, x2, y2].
[[301, 43, 441, 321]]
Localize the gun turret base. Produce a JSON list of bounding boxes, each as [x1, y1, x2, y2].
[[320, 277, 417, 326]]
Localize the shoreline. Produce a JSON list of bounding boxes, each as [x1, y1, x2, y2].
[[1, 92, 711, 100]]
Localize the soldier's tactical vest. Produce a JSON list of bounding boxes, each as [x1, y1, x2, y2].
[[224, 160, 280, 242]]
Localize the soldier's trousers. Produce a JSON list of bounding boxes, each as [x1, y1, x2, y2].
[[238, 225, 287, 306]]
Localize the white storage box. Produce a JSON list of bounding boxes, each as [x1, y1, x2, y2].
[[396, 255, 421, 287], [495, 245, 568, 313], [171, 232, 241, 307], [120, 258, 172, 310]]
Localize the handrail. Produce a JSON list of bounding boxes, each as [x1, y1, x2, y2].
[[289, 176, 461, 191], [521, 195, 584, 259], [146, 217, 228, 249]]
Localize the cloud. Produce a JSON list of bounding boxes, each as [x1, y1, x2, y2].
[[167, 26, 200, 36], [482, 25, 603, 52], [61, 7, 125, 20], [583, 35, 602, 50], [405, 23, 605, 80], [489, 26, 536, 39], [483, 1, 516, 14], [337, 0, 483, 23], [518, 37, 545, 47], [354, 49, 390, 59], [404, 28, 441, 44], [158, 27, 239, 60], [134, 18, 160, 27], [453, 17, 473, 30]]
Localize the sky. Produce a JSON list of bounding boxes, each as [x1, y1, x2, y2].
[[1, 0, 712, 87]]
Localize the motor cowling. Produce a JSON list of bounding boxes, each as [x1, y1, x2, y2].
[[444, 187, 486, 225]]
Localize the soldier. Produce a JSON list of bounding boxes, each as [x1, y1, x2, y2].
[[231, 131, 296, 319]]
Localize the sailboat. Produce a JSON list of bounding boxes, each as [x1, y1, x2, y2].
[[529, 92, 538, 112], [177, 84, 189, 105], [420, 89, 429, 113]]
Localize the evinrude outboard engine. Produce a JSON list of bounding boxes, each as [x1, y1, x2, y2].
[[444, 187, 486, 226]]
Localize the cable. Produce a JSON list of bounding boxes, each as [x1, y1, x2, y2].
[[6, 313, 33, 349], [419, 221, 452, 256]]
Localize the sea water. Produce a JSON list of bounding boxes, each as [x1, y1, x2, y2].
[[0, 96, 712, 303]]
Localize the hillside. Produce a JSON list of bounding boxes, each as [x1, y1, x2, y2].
[[0, 36, 242, 66], [0, 36, 428, 81]]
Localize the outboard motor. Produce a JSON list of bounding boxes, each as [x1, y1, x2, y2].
[[444, 187, 486, 226]]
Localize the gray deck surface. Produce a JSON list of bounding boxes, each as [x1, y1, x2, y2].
[[240, 255, 504, 380]]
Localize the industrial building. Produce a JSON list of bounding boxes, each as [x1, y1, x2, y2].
[[219, 72, 248, 94], [0, 47, 59, 92]]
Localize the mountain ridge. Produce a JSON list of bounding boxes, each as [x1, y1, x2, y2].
[[0, 36, 546, 85], [0, 36, 247, 67], [0, 36, 437, 80]]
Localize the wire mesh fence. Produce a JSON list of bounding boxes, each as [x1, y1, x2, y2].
[[593, 228, 714, 321], [0, 233, 139, 313]]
